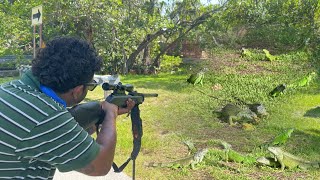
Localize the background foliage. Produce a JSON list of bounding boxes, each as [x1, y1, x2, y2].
[[2, 0, 320, 179], [2, 0, 319, 74]]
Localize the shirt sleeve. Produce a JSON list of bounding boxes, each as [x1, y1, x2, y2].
[[15, 110, 100, 172]]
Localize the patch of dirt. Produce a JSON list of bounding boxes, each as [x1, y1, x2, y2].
[[204, 53, 276, 75], [247, 170, 311, 180], [193, 123, 274, 153], [189, 169, 216, 180]]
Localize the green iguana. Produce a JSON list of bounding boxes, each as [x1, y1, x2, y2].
[[263, 49, 276, 61], [267, 146, 320, 170], [187, 68, 207, 86], [206, 140, 257, 172], [218, 104, 259, 125], [148, 148, 209, 169], [271, 128, 294, 146], [215, 140, 256, 165], [287, 72, 317, 88], [260, 128, 294, 149], [240, 48, 252, 58], [269, 72, 316, 98]]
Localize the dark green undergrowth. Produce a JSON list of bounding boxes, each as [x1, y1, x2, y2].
[[1, 49, 320, 179]]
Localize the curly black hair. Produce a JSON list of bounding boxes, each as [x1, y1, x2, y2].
[[32, 36, 102, 93]]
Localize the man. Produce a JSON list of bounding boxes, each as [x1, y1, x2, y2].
[[0, 36, 134, 179]]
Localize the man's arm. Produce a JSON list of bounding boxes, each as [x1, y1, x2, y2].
[[77, 101, 118, 176]]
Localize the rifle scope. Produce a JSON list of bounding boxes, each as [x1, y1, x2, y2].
[[102, 82, 134, 92]]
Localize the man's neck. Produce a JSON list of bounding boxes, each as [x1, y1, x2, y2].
[[40, 85, 67, 107]]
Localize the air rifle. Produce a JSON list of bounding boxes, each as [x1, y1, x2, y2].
[[103, 82, 158, 107], [68, 82, 157, 129], [68, 82, 158, 180]]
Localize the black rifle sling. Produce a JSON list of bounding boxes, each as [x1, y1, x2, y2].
[[113, 104, 142, 178]]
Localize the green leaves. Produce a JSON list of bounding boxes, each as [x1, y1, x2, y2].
[[160, 55, 182, 72]]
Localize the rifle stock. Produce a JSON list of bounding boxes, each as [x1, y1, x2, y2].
[[68, 101, 105, 130]]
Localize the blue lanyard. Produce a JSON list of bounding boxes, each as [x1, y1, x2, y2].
[[40, 85, 67, 108]]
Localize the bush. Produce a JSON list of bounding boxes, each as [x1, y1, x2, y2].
[[159, 55, 182, 72], [0, 61, 16, 70]]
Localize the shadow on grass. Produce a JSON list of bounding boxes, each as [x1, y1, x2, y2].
[[121, 73, 191, 92], [304, 106, 320, 118], [267, 127, 320, 159], [291, 129, 320, 157]]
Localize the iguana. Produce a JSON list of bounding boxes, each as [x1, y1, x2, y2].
[[271, 128, 294, 146], [219, 140, 256, 164], [256, 156, 280, 168], [148, 148, 209, 169], [187, 68, 207, 86], [240, 47, 252, 58], [259, 128, 294, 149], [263, 49, 276, 61], [233, 97, 268, 118], [218, 104, 259, 125], [248, 103, 268, 118], [205, 140, 257, 172], [269, 84, 286, 97], [267, 146, 320, 170], [287, 72, 317, 88], [182, 139, 197, 155]]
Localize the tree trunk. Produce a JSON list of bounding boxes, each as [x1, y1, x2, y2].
[[126, 29, 166, 71], [153, 12, 212, 68], [127, 1, 227, 71]]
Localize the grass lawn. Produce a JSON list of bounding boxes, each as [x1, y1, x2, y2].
[[1, 49, 320, 179]]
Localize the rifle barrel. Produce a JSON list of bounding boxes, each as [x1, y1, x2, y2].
[[143, 93, 158, 97]]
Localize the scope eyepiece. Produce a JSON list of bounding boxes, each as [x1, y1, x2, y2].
[[102, 82, 134, 92]]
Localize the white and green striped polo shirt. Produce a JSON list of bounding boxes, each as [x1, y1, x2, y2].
[[0, 71, 100, 179]]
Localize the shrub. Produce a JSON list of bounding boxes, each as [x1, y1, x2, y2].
[[159, 55, 182, 72]]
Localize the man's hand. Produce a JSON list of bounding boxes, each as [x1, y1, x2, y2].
[[101, 101, 118, 116], [118, 98, 135, 115], [85, 99, 134, 135]]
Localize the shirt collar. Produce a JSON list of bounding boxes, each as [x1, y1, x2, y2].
[[21, 70, 67, 108], [39, 85, 67, 108]]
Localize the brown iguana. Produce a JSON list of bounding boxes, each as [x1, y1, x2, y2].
[[266, 147, 320, 170], [233, 96, 268, 118], [148, 148, 209, 169], [218, 104, 259, 125], [182, 139, 197, 155]]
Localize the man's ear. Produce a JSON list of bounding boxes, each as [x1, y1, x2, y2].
[[71, 85, 85, 99]]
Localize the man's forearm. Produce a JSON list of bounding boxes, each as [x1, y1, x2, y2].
[[96, 111, 117, 169], [78, 110, 117, 176]]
